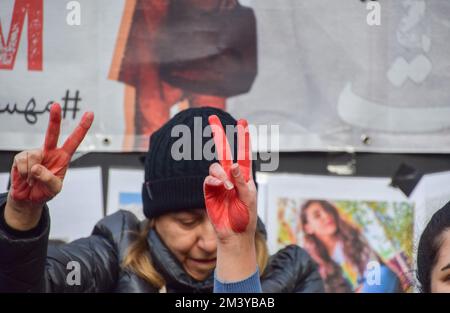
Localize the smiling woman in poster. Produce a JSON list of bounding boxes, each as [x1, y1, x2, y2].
[[300, 200, 404, 293]]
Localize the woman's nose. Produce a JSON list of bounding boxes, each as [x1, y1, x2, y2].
[[197, 221, 217, 253]]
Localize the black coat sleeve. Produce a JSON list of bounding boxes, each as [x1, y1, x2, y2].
[[261, 245, 325, 293], [0, 193, 119, 292]]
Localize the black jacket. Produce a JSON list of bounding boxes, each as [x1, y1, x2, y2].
[[0, 194, 324, 293]]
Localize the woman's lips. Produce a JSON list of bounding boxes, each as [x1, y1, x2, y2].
[[190, 258, 217, 264]]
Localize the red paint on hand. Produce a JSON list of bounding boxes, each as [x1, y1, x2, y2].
[[11, 103, 94, 203], [204, 115, 251, 233], [204, 183, 249, 233]]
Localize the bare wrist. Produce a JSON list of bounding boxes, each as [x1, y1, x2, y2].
[[218, 233, 255, 249], [216, 235, 257, 282]]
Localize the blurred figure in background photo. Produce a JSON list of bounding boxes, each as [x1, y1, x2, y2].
[[110, 0, 257, 149]]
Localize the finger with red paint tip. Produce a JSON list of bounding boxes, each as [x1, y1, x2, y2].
[[12, 150, 43, 182], [25, 151, 42, 187], [30, 164, 62, 197], [10, 165, 30, 201], [43, 103, 62, 153], [208, 115, 233, 174], [62, 111, 94, 156], [13, 153, 29, 180], [230, 163, 247, 196], [237, 119, 252, 182]]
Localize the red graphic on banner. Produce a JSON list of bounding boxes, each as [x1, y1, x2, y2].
[[0, 0, 43, 71]]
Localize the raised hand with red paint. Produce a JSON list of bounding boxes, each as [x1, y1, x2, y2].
[[204, 115, 258, 282], [5, 103, 94, 231]]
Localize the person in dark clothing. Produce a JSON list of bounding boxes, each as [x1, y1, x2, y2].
[[0, 104, 324, 293], [111, 0, 257, 148]]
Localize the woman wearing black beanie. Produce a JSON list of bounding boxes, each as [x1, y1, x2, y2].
[[0, 103, 324, 293]]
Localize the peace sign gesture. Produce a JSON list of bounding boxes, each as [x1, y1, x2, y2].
[[204, 115, 259, 284], [203, 115, 257, 240], [5, 103, 94, 231]]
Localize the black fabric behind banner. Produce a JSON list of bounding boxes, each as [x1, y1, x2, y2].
[[1, 151, 450, 216]]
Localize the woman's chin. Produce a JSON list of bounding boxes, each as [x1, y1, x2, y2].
[[185, 259, 216, 280]]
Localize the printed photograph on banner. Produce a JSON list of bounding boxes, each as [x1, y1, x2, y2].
[[1, 0, 450, 153], [118, 192, 145, 221], [107, 168, 145, 219], [277, 198, 414, 293], [262, 173, 423, 293], [109, 0, 257, 150]]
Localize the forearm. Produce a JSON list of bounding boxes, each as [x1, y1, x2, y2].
[[214, 236, 261, 293]]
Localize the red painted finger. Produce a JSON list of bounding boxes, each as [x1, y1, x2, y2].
[[43, 103, 62, 153], [62, 111, 94, 156], [10, 165, 29, 200], [208, 115, 233, 174], [237, 119, 251, 182]]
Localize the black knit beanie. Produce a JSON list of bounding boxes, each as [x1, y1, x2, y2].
[[142, 107, 240, 219]]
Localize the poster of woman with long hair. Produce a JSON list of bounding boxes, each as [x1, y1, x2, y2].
[[264, 174, 417, 293], [277, 198, 414, 292]]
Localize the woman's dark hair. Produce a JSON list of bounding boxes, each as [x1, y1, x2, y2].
[[417, 201, 450, 293]]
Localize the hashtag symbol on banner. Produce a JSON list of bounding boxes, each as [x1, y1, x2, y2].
[[61, 90, 81, 120]]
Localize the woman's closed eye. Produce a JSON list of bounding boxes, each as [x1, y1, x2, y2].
[[172, 210, 206, 228], [444, 274, 450, 282], [441, 264, 450, 282], [178, 218, 199, 228]]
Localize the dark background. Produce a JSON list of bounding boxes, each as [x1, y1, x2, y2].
[[1, 151, 450, 215]]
